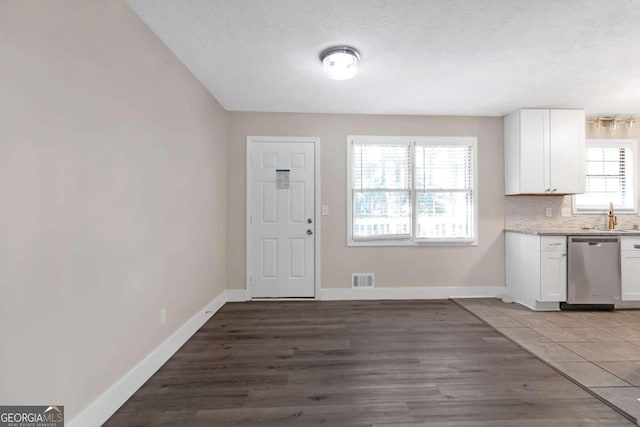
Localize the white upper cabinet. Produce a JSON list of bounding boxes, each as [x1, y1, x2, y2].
[[505, 109, 585, 195]]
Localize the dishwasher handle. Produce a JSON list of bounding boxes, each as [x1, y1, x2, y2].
[[570, 237, 619, 244]]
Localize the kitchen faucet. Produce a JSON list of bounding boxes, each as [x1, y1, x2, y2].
[[608, 201, 617, 230]]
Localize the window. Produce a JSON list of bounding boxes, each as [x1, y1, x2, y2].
[[347, 136, 477, 245], [573, 139, 638, 214]]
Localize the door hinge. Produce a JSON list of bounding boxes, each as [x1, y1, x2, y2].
[[249, 215, 252, 224]]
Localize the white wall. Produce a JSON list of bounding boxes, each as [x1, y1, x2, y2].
[[227, 112, 505, 290], [0, 0, 227, 420]]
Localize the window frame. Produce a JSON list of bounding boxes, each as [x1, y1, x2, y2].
[[572, 139, 638, 215], [347, 136, 478, 247]]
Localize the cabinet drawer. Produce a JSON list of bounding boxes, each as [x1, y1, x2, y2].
[[541, 236, 566, 251], [621, 237, 640, 251]]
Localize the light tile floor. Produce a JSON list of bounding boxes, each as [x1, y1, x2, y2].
[[456, 298, 640, 424]]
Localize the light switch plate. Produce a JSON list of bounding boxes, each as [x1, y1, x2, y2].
[[322, 205, 329, 216], [545, 207, 552, 217], [561, 207, 571, 217]]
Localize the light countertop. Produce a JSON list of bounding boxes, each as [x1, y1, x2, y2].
[[505, 228, 640, 236]]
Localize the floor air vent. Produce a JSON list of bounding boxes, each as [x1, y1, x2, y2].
[[352, 273, 374, 288]]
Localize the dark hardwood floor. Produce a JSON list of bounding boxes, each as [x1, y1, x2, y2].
[[105, 300, 633, 426]]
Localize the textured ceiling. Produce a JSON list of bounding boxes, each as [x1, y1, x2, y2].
[[125, 0, 640, 116]]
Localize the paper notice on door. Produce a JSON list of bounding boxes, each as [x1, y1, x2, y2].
[[276, 169, 290, 189]]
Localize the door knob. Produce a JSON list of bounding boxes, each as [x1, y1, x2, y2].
[[307, 218, 313, 224], [307, 229, 313, 235]]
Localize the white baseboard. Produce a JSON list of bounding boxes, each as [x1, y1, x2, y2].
[[226, 289, 250, 302], [227, 286, 505, 302], [68, 290, 228, 427], [319, 286, 506, 301]]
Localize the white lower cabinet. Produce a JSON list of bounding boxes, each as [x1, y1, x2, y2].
[[508, 233, 640, 308], [540, 249, 567, 302], [621, 237, 640, 301], [506, 232, 566, 310]]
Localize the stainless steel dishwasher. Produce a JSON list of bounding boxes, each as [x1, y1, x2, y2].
[[562, 236, 621, 310]]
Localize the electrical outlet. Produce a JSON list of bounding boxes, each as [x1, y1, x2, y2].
[[160, 308, 167, 326], [545, 207, 552, 217], [561, 207, 571, 217]]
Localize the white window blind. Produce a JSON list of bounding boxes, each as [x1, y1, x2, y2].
[[348, 136, 477, 245], [352, 143, 411, 239], [574, 139, 637, 213], [415, 143, 474, 239]]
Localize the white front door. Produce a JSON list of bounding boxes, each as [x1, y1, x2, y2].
[[249, 139, 316, 298]]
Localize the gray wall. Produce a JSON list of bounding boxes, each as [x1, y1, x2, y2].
[[227, 112, 505, 290], [0, 0, 227, 420]]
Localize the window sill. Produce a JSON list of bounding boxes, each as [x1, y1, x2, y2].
[[348, 239, 478, 247], [572, 210, 638, 215]]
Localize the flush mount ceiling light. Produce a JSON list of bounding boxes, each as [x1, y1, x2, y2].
[[320, 46, 360, 80]]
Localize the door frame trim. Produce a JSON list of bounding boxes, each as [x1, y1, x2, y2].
[[246, 136, 321, 299]]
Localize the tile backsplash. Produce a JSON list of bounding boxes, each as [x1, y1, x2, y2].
[[504, 195, 640, 230]]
